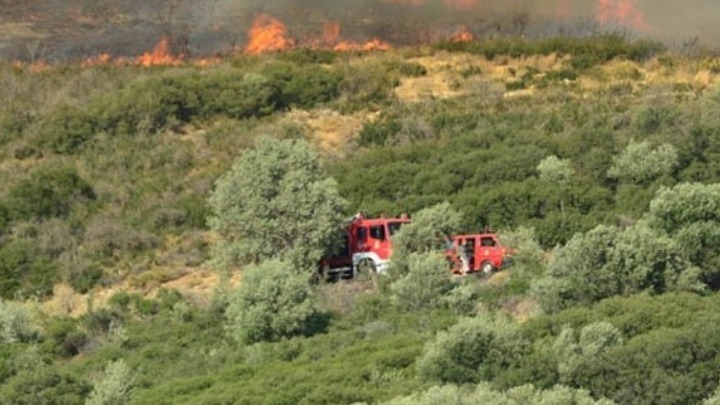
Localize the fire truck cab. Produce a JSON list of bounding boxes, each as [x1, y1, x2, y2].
[[446, 232, 515, 275], [320, 213, 410, 279]]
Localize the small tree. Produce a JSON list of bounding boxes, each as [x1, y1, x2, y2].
[[607, 141, 678, 184], [537, 155, 575, 214], [207, 137, 346, 271], [554, 322, 623, 383], [416, 315, 526, 383], [389, 202, 462, 278], [85, 359, 135, 405], [225, 260, 316, 345], [647, 183, 720, 287], [390, 252, 453, 311], [531, 222, 701, 313], [0, 299, 39, 344]]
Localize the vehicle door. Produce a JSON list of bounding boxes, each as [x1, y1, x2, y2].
[[477, 235, 501, 267], [369, 224, 390, 259]]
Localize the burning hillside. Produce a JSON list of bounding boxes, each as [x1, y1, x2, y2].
[[0, 0, 718, 64]]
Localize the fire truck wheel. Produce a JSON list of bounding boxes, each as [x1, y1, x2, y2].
[[356, 258, 377, 275], [481, 261, 495, 275]]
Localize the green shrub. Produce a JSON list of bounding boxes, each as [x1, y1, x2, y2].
[[86, 359, 135, 405], [358, 116, 401, 147], [196, 71, 281, 119], [0, 203, 9, 235], [0, 300, 39, 344], [390, 252, 453, 311], [0, 366, 90, 405], [435, 35, 663, 69], [0, 240, 57, 300], [42, 317, 86, 357], [207, 137, 346, 270], [7, 164, 95, 221], [68, 265, 103, 294], [276, 49, 338, 65], [531, 222, 701, 313], [262, 63, 343, 109], [553, 322, 624, 383], [607, 141, 678, 184], [389, 202, 463, 279], [40, 104, 97, 154], [94, 73, 200, 135], [225, 259, 317, 345], [416, 315, 526, 383]]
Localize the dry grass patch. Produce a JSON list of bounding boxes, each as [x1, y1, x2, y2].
[[284, 108, 369, 159]]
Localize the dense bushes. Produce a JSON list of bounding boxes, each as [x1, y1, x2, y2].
[[436, 34, 664, 69], [6, 165, 95, 221], [36, 60, 400, 154], [416, 315, 526, 383], [0, 240, 57, 299], [225, 260, 318, 345]]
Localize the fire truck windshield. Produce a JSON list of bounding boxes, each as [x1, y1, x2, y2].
[[388, 222, 404, 236]]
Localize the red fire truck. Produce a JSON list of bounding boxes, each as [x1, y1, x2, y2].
[[445, 232, 516, 275], [319, 213, 515, 280], [320, 213, 411, 279]]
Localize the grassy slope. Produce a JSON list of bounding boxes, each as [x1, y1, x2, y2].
[[2, 39, 720, 403]]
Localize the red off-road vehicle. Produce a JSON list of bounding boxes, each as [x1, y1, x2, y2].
[[445, 232, 515, 275]]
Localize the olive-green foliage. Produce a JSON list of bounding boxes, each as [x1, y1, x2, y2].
[[607, 141, 678, 184], [390, 252, 453, 311], [515, 293, 720, 403], [531, 221, 699, 313], [416, 315, 526, 383], [389, 202, 463, 278], [647, 183, 720, 287], [0, 203, 9, 235], [647, 183, 720, 233], [6, 164, 95, 221], [498, 227, 545, 276], [706, 384, 720, 405], [553, 322, 623, 383], [5, 41, 720, 405], [207, 137, 346, 270], [43, 317, 87, 358], [0, 240, 57, 299], [385, 382, 613, 405], [0, 366, 91, 405], [85, 359, 135, 405], [0, 300, 39, 344], [537, 155, 574, 187], [435, 34, 663, 69], [225, 260, 316, 345], [36, 62, 376, 154]]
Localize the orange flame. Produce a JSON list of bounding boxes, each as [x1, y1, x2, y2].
[[597, 0, 647, 29], [245, 14, 295, 54], [81, 53, 112, 68], [136, 36, 183, 67], [452, 26, 474, 42], [323, 21, 342, 45], [316, 20, 391, 52]]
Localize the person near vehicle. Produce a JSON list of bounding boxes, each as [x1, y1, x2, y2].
[[459, 239, 471, 275]]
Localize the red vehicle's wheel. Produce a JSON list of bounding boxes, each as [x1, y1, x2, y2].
[[356, 258, 377, 275], [481, 261, 495, 275]]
